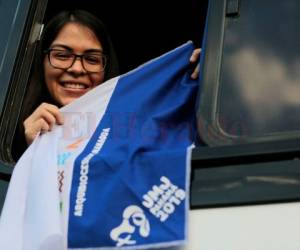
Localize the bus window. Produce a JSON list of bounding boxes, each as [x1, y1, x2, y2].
[[0, 0, 208, 165], [197, 0, 300, 146]]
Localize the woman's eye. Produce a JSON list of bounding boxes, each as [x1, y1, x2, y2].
[[84, 55, 102, 64], [53, 52, 73, 60]]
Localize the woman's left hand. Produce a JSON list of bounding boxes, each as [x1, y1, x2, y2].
[[190, 48, 201, 79]]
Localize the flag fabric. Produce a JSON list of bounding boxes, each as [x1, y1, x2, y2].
[[0, 41, 198, 250]]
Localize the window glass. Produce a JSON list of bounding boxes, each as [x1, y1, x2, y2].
[[0, 0, 32, 110], [219, 0, 300, 138], [198, 0, 300, 145]]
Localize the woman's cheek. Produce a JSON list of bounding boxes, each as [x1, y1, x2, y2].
[[90, 72, 105, 87]]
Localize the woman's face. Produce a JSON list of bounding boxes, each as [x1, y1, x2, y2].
[[44, 22, 105, 106]]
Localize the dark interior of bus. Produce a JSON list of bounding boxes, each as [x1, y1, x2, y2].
[[44, 0, 208, 74]]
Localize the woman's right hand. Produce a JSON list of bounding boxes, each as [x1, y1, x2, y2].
[[23, 103, 64, 145]]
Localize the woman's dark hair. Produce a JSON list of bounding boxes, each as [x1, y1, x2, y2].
[[37, 9, 119, 83], [12, 10, 119, 161]]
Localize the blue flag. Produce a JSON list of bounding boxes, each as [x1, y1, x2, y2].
[[0, 41, 198, 250], [68, 41, 198, 249]]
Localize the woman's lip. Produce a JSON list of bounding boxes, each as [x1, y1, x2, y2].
[[59, 81, 91, 90], [58, 82, 92, 96]]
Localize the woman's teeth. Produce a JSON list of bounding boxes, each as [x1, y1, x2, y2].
[[63, 83, 87, 89]]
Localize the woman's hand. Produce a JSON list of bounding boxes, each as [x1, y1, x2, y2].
[[190, 48, 201, 79], [23, 103, 64, 145]]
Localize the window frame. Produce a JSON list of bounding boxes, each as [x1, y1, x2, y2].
[[0, 0, 48, 165], [192, 0, 300, 208]]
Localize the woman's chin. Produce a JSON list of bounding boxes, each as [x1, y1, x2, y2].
[[57, 90, 90, 106], [58, 96, 79, 106]]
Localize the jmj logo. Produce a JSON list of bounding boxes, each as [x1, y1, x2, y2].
[[110, 205, 150, 247], [142, 176, 185, 222]]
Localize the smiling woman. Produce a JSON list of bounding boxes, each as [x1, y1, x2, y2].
[[8, 0, 206, 162], [43, 23, 106, 106], [0, 0, 207, 218], [12, 10, 120, 159]]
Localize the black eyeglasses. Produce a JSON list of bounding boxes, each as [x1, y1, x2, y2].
[[44, 49, 107, 73]]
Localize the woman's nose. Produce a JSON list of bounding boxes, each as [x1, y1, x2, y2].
[[67, 57, 86, 74]]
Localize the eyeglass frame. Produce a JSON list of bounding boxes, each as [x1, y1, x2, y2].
[[44, 48, 107, 73]]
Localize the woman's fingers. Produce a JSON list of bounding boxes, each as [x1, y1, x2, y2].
[[37, 118, 51, 134], [43, 103, 64, 125], [24, 118, 49, 145], [23, 103, 64, 145], [31, 103, 64, 125], [191, 63, 200, 80], [190, 48, 201, 63], [190, 48, 201, 79]]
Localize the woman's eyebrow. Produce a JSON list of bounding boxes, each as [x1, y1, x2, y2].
[[50, 44, 103, 54], [50, 44, 73, 50], [85, 49, 104, 54]]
